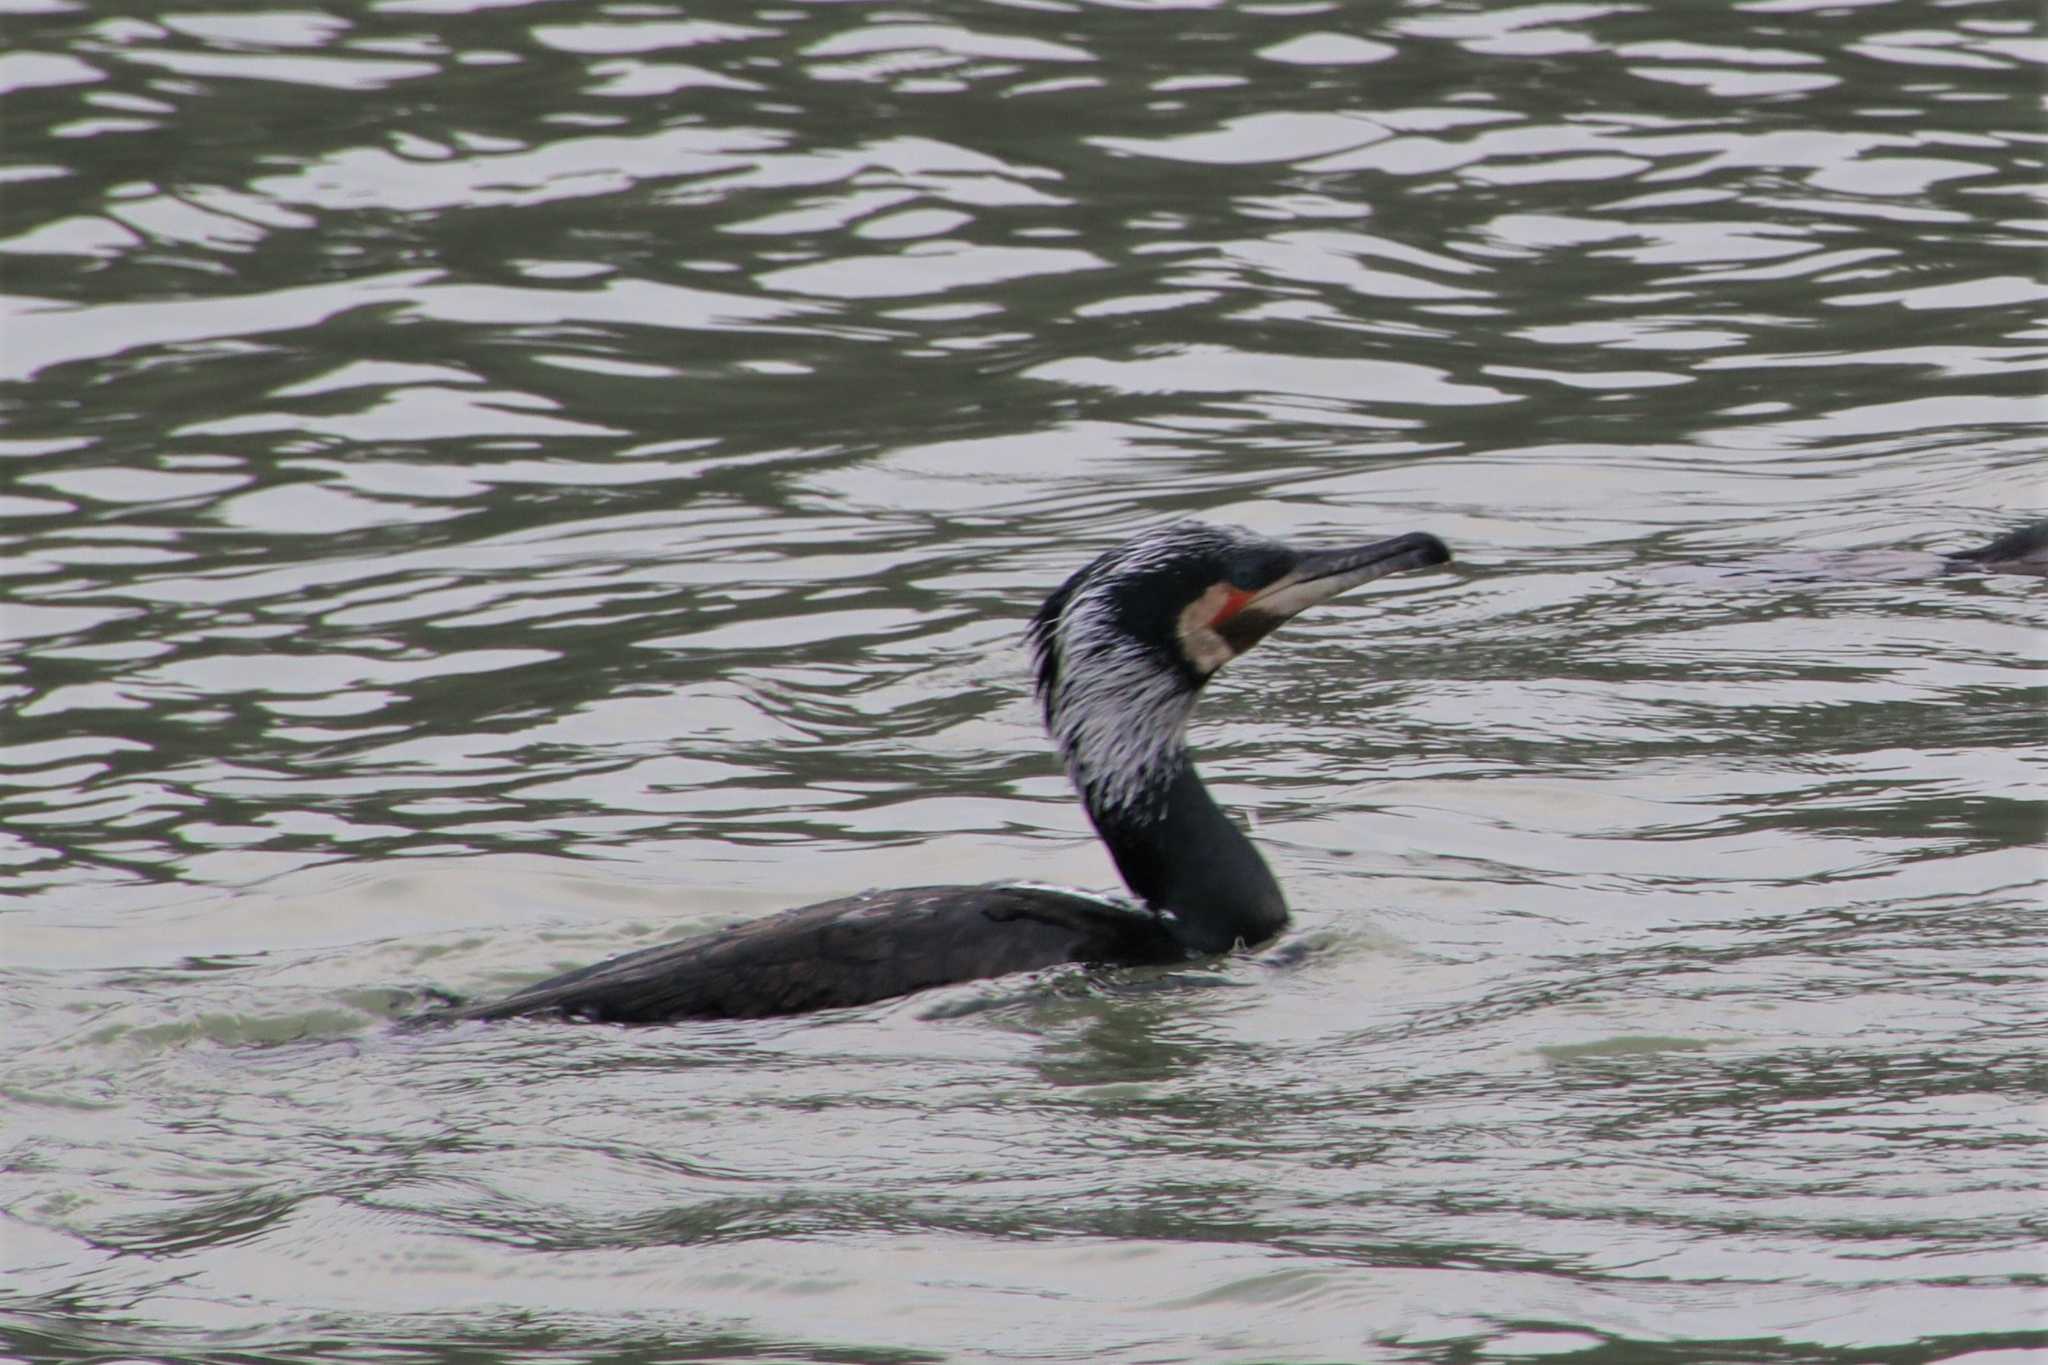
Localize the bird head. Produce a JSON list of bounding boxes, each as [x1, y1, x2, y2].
[[1028, 521, 1450, 819]]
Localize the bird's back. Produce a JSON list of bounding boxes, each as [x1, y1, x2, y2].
[[414, 883, 1180, 1025], [1947, 520, 2048, 576]]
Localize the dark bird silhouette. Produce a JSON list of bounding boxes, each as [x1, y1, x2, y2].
[[1945, 520, 2048, 577], [413, 521, 1451, 1025], [1641, 518, 2048, 587]]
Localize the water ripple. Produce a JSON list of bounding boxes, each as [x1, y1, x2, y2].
[[3, 1, 2043, 1361]]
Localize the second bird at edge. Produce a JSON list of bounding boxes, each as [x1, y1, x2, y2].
[[413, 520, 1453, 1026]]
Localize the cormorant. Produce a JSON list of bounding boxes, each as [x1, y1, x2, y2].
[[1946, 520, 2048, 576], [414, 521, 1451, 1024]]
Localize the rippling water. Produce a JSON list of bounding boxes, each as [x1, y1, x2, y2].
[[3, 1, 2044, 1361]]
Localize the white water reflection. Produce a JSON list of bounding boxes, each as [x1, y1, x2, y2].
[[761, 243, 1107, 299], [3, 272, 823, 381], [1033, 348, 1515, 406]]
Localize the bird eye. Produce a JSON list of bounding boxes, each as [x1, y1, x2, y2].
[[1226, 551, 1291, 591]]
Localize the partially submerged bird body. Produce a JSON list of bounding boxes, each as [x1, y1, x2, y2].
[[416, 521, 1450, 1026], [1946, 520, 2048, 577], [433, 884, 1178, 1025], [1640, 520, 2048, 586]]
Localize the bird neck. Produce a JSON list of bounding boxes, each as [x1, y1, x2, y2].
[[1086, 753, 1289, 955]]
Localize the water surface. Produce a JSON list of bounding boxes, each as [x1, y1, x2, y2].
[[3, 1, 2044, 1362]]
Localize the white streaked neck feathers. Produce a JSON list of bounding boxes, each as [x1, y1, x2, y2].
[[1044, 618, 1195, 820], [1030, 523, 1254, 822]]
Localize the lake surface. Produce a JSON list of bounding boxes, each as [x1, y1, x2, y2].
[[3, 1, 2044, 1362]]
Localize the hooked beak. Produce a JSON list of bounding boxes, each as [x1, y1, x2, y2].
[[1219, 531, 1451, 651]]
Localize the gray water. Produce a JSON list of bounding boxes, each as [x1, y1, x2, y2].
[[3, 1, 2044, 1362]]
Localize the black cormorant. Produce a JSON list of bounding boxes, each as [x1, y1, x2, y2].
[[1946, 520, 2048, 576], [415, 521, 1451, 1024]]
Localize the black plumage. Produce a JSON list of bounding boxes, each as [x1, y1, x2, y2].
[[1946, 520, 2048, 576]]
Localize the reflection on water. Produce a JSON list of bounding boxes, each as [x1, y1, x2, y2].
[[3, 1, 2043, 1361]]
